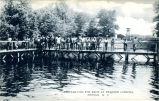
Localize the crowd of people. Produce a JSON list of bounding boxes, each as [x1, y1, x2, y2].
[[34, 36, 114, 51], [34, 36, 138, 52], [4, 35, 138, 52]]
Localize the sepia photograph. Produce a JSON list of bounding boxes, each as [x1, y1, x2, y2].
[[0, 0, 158, 101]]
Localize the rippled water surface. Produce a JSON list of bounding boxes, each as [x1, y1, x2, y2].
[[0, 55, 158, 101]]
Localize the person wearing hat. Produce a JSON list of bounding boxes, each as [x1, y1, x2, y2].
[[56, 35, 61, 49]]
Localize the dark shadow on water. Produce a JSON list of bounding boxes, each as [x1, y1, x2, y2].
[[131, 63, 137, 79], [0, 59, 32, 96], [150, 64, 159, 101]]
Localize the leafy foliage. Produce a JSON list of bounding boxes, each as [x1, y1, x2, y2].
[[154, 1, 159, 37], [74, 12, 90, 37], [97, 9, 119, 37], [86, 18, 100, 37], [0, 0, 34, 40], [0, 0, 119, 40]]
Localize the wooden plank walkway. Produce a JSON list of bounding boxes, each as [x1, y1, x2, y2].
[[44, 49, 157, 55], [0, 49, 36, 54], [0, 48, 156, 55], [0, 41, 27, 42]]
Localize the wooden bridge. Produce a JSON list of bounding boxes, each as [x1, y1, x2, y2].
[[43, 49, 157, 64], [0, 39, 158, 64]]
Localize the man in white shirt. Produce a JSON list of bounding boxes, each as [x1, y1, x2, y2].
[[56, 36, 61, 49]]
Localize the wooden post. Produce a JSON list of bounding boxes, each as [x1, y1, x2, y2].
[[61, 51, 64, 60], [100, 53, 103, 61], [78, 52, 80, 60], [103, 53, 105, 61], [17, 52, 20, 62], [32, 51, 35, 61], [153, 42, 157, 64], [82, 52, 84, 60], [125, 53, 129, 63], [55, 51, 57, 58], [28, 41, 29, 49], [11, 42, 13, 50]]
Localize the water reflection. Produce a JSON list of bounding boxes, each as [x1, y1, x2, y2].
[[0, 60, 32, 96], [150, 65, 159, 101], [0, 55, 158, 101], [131, 63, 137, 79]]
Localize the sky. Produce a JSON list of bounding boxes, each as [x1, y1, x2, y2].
[[0, 0, 157, 36]]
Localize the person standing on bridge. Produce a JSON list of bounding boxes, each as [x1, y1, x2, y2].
[[103, 37, 108, 51], [48, 35, 52, 49], [91, 37, 96, 50], [40, 36, 45, 49], [87, 37, 91, 50], [56, 36, 61, 49], [44, 37, 48, 49], [124, 39, 128, 51], [85, 37, 89, 50], [132, 37, 138, 52], [74, 37, 77, 50], [96, 37, 101, 50], [72, 37, 76, 50], [81, 36, 86, 50], [66, 37, 69, 50], [76, 36, 81, 50], [26, 37, 30, 49], [111, 38, 115, 51], [62, 37, 66, 49], [52, 36, 56, 49], [70, 37, 73, 49], [35, 36, 40, 49]]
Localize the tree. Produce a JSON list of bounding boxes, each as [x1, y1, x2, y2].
[[97, 9, 119, 37], [36, 7, 60, 37], [74, 12, 89, 37], [54, 2, 77, 37], [0, 0, 34, 40], [36, 1, 77, 37], [86, 18, 101, 37], [0, 0, 17, 40], [117, 34, 125, 39], [153, 1, 159, 37], [28, 11, 40, 39]]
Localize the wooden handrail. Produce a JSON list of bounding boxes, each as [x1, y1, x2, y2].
[[0, 41, 28, 42]]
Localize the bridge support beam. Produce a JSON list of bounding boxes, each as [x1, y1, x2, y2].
[[125, 53, 129, 63], [154, 55, 157, 64], [17, 52, 20, 62]]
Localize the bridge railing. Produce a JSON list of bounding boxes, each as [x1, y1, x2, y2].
[[0, 39, 158, 53], [0, 41, 36, 50], [113, 40, 157, 51], [41, 39, 157, 52]]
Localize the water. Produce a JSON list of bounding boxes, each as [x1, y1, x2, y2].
[[0, 55, 158, 101]]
